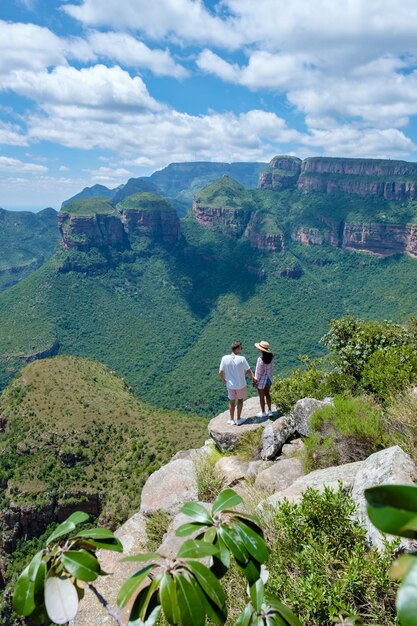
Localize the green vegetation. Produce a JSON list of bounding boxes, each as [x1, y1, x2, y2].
[[116, 192, 175, 212], [0, 356, 206, 523], [60, 196, 116, 216], [264, 486, 397, 625]]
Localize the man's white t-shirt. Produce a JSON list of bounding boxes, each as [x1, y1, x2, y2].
[[219, 354, 250, 389]]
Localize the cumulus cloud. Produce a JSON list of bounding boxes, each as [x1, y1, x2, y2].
[[0, 123, 28, 147], [0, 20, 66, 72], [0, 156, 48, 173]]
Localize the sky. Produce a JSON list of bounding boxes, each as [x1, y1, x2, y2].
[[3, 1, 417, 210]]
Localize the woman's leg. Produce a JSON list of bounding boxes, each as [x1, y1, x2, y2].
[[264, 386, 272, 412], [257, 388, 266, 413]]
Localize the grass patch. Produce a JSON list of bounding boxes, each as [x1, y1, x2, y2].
[[234, 428, 263, 461], [145, 510, 172, 552], [194, 447, 223, 502]]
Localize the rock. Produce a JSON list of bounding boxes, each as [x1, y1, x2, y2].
[[254, 457, 305, 494], [281, 438, 306, 458], [247, 460, 274, 478], [74, 512, 147, 625], [159, 504, 211, 560], [351, 446, 417, 549], [140, 459, 198, 515], [215, 456, 249, 487], [261, 415, 296, 460], [293, 397, 333, 437], [208, 396, 278, 452], [264, 460, 364, 506]]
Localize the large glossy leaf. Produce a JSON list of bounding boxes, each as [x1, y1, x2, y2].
[[79, 537, 123, 552], [234, 519, 269, 563], [212, 488, 243, 514], [236, 557, 262, 584], [117, 564, 154, 608], [185, 560, 226, 609], [175, 573, 205, 626], [189, 575, 227, 626], [13, 565, 35, 616], [391, 554, 417, 580], [266, 594, 303, 626], [128, 576, 161, 623], [365, 485, 417, 538], [180, 502, 213, 524], [250, 578, 265, 613], [128, 605, 161, 626], [235, 604, 255, 626], [46, 512, 89, 545], [218, 526, 249, 564], [61, 549, 100, 582], [123, 553, 160, 563], [397, 559, 417, 626], [159, 572, 180, 625], [175, 522, 208, 537], [44, 576, 79, 624], [204, 526, 217, 543], [177, 539, 219, 559], [74, 528, 117, 540]]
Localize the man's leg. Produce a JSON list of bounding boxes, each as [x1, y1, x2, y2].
[[229, 399, 235, 421], [237, 398, 244, 420]]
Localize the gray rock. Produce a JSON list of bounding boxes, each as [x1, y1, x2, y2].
[[208, 397, 275, 452], [254, 457, 305, 493], [264, 460, 364, 506], [74, 512, 147, 625], [261, 415, 296, 460], [247, 460, 274, 477], [351, 445, 417, 549], [281, 438, 306, 458], [140, 458, 198, 515], [215, 456, 249, 487], [293, 397, 333, 436]]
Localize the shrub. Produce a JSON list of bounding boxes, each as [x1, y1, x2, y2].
[[234, 428, 263, 461], [193, 447, 223, 502], [384, 389, 417, 463], [263, 486, 398, 625], [304, 394, 385, 471], [362, 345, 417, 401]]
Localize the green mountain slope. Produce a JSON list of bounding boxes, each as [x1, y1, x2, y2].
[[0, 207, 59, 291], [0, 355, 206, 525]]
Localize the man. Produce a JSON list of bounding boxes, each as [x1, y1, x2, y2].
[[219, 341, 257, 425]]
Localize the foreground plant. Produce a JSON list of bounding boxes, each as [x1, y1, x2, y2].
[[13, 489, 302, 626], [365, 484, 417, 626]]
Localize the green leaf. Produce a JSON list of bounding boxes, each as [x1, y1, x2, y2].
[[175, 522, 208, 537], [175, 573, 205, 626], [236, 557, 261, 584], [159, 572, 180, 624], [79, 537, 123, 552], [212, 488, 243, 514], [397, 559, 417, 626], [177, 539, 219, 559], [61, 549, 100, 582], [234, 519, 269, 563], [128, 605, 161, 626], [204, 526, 217, 543], [128, 576, 161, 622], [122, 553, 160, 563], [46, 511, 89, 545], [218, 526, 249, 564], [189, 575, 227, 626], [44, 576, 79, 624], [185, 560, 226, 609], [13, 565, 35, 616], [117, 564, 155, 608], [180, 502, 213, 524], [235, 604, 255, 626], [250, 578, 264, 613], [391, 554, 417, 580], [27, 603, 50, 624], [266, 594, 304, 626], [74, 527, 117, 540], [216, 537, 230, 568], [365, 485, 417, 538]]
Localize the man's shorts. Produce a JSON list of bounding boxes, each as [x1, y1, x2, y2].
[[228, 387, 247, 401]]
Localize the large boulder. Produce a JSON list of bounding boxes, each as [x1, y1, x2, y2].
[[293, 397, 333, 436], [264, 460, 364, 506], [351, 445, 417, 549], [215, 456, 249, 487], [281, 438, 306, 459], [254, 457, 305, 493], [261, 415, 296, 460], [208, 397, 276, 452], [140, 458, 198, 515], [74, 512, 147, 625]]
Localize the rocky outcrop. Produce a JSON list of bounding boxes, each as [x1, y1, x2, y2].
[[193, 203, 250, 237], [139, 458, 198, 515], [293, 397, 333, 437], [259, 155, 302, 190], [120, 207, 180, 244], [254, 457, 305, 493], [342, 222, 417, 257], [261, 415, 296, 460], [215, 456, 248, 487], [59, 213, 127, 251], [19, 338, 59, 366], [244, 211, 284, 252]]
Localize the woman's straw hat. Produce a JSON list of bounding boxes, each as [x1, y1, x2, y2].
[[254, 340, 271, 353]]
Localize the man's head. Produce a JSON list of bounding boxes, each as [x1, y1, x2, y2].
[[231, 341, 242, 354]]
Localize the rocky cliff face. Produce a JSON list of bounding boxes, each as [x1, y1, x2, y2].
[[259, 155, 302, 190], [192, 202, 250, 238], [59, 213, 127, 251], [120, 207, 180, 244]]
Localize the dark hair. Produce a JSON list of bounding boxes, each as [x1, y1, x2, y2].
[[231, 341, 242, 353], [261, 351, 274, 364]]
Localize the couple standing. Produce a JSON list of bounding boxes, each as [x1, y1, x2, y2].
[[218, 340, 274, 426]]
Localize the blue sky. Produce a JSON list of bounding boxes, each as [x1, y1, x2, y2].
[[3, 0, 417, 210]]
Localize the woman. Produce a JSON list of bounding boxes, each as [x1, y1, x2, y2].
[[254, 340, 274, 418]]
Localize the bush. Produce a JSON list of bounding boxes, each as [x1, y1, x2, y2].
[[362, 345, 417, 401], [384, 389, 417, 464], [193, 447, 223, 502], [304, 394, 385, 471], [263, 486, 398, 625]]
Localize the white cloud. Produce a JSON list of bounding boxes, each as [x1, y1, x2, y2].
[[0, 20, 65, 72], [0, 156, 48, 173], [0, 123, 28, 146], [63, 0, 241, 48], [86, 32, 188, 77], [83, 165, 133, 186]]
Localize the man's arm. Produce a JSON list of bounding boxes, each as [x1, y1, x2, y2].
[[247, 368, 257, 383], [218, 369, 226, 384]]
